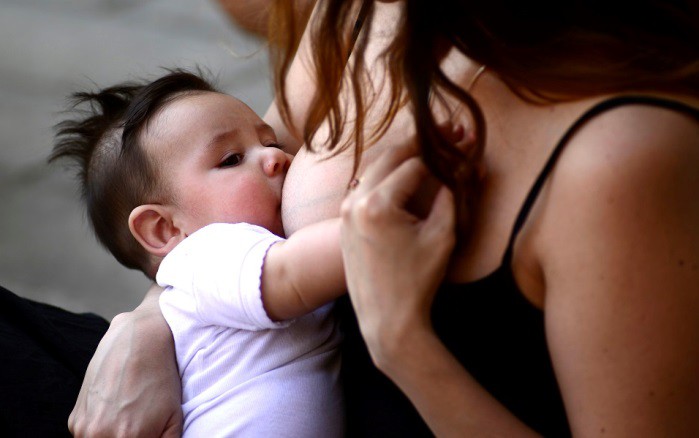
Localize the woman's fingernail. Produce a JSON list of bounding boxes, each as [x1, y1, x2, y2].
[[452, 124, 465, 142]]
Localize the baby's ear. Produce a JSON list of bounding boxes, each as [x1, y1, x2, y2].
[[129, 205, 185, 257]]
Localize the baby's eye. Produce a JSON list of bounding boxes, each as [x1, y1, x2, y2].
[[219, 153, 243, 168], [266, 142, 284, 151]]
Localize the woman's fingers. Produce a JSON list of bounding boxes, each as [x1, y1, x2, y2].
[[423, 185, 456, 251], [353, 143, 417, 192], [340, 151, 457, 366], [373, 156, 431, 209], [343, 157, 426, 233], [344, 152, 455, 228]]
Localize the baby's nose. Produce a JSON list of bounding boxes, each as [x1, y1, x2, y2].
[[262, 147, 291, 176]]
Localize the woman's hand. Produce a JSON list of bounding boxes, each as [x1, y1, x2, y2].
[[341, 146, 539, 438], [340, 145, 456, 369], [68, 284, 182, 437]]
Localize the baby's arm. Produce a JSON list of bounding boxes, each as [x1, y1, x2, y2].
[[261, 218, 344, 321]]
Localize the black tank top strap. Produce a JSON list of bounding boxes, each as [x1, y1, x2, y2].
[[501, 95, 699, 264]]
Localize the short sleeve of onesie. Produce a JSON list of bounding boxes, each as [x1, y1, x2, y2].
[[156, 223, 288, 330]]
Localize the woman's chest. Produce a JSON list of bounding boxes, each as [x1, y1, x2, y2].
[[445, 166, 534, 283], [444, 96, 603, 296]]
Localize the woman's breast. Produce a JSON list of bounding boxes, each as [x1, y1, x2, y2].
[[282, 146, 354, 236], [281, 115, 408, 236]]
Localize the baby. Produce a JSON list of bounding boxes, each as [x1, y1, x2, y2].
[[51, 70, 345, 436]]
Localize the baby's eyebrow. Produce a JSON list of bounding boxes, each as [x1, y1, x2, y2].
[[256, 123, 276, 138], [205, 129, 239, 151]]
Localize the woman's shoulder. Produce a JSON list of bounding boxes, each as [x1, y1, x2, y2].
[[516, 94, 698, 303], [531, 93, 699, 286], [550, 94, 699, 200], [531, 96, 699, 434]]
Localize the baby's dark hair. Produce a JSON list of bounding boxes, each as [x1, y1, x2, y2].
[[50, 69, 218, 278]]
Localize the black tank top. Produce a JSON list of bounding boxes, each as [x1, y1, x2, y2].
[[337, 96, 699, 437]]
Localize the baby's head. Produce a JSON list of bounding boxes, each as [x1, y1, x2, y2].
[[52, 70, 291, 279]]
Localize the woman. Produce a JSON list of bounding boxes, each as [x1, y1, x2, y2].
[[71, 0, 699, 436]]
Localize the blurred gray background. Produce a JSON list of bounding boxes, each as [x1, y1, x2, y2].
[[0, 0, 272, 320]]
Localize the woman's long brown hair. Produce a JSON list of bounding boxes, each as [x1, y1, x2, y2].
[[269, 0, 699, 231]]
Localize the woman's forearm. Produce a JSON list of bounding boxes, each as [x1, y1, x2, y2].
[[377, 324, 539, 438], [69, 284, 183, 437]]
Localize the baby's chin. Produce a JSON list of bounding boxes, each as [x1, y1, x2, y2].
[[272, 211, 285, 238]]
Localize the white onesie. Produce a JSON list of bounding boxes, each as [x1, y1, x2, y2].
[[157, 223, 344, 437]]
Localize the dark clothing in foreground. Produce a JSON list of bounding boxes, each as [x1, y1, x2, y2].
[[0, 285, 108, 437]]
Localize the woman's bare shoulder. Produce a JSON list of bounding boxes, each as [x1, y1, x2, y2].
[[519, 99, 699, 299], [532, 100, 699, 435], [548, 99, 699, 207], [536, 99, 699, 261]]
